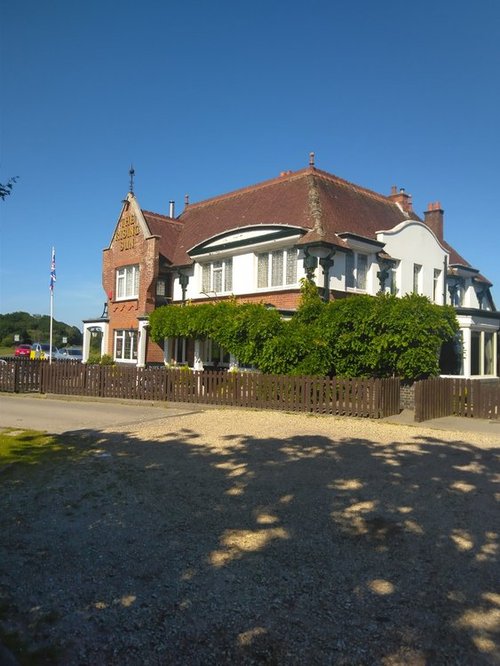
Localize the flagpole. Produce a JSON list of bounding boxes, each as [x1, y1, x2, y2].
[[49, 247, 56, 365]]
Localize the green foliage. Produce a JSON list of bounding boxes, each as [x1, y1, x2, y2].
[[0, 312, 82, 347], [100, 354, 114, 365], [149, 300, 284, 368], [86, 352, 114, 365], [294, 278, 324, 324], [148, 289, 459, 380], [86, 352, 102, 365], [0, 176, 18, 201]]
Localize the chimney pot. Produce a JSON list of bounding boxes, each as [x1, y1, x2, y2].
[[169, 200, 175, 218], [184, 194, 189, 207], [309, 152, 315, 167]]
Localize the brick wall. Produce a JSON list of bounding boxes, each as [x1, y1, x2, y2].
[[400, 380, 415, 410], [102, 199, 160, 360]]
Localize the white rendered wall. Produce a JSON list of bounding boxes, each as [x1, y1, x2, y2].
[[377, 221, 447, 302]]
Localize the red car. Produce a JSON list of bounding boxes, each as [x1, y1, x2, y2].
[[14, 344, 32, 358]]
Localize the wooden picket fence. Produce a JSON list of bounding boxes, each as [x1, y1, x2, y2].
[[414, 377, 500, 422], [0, 360, 400, 419]]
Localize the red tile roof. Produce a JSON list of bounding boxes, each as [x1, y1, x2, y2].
[[142, 210, 183, 264], [140, 167, 486, 284], [170, 167, 418, 265]]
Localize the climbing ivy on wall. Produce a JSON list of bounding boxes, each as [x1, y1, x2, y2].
[[148, 283, 459, 380]]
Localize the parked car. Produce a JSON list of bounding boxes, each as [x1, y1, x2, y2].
[[14, 344, 32, 358], [30, 343, 60, 360], [57, 347, 83, 362]]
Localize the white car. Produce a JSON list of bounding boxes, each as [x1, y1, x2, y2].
[[57, 348, 83, 362]]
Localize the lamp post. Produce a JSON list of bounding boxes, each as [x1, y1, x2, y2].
[[303, 242, 335, 302]]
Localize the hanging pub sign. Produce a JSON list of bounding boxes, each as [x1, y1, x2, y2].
[[115, 213, 140, 251]]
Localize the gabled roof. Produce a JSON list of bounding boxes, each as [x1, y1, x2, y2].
[[142, 210, 183, 265], [170, 167, 418, 265]]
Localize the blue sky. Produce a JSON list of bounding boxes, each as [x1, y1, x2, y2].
[[1, 0, 499, 329]]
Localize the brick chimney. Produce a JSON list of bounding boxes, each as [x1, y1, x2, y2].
[[424, 201, 444, 240], [389, 185, 413, 213]]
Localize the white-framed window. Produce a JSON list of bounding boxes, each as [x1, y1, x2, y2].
[[257, 248, 297, 288], [201, 339, 230, 367], [116, 264, 139, 299], [413, 264, 422, 294], [114, 329, 138, 362], [471, 330, 496, 376], [173, 337, 187, 364], [346, 253, 368, 290], [433, 269, 441, 302], [201, 259, 232, 294]]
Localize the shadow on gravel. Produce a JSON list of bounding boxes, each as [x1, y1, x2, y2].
[[0, 424, 499, 664]]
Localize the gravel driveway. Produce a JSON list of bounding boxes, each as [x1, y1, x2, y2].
[[1, 408, 499, 665]]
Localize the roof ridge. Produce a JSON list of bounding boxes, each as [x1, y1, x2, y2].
[[182, 167, 313, 211], [142, 209, 183, 224], [311, 168, 395, 204], [181, 166, 398, 213]]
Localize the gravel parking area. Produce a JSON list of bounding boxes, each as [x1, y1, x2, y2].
[[1, 409, 499, 664]]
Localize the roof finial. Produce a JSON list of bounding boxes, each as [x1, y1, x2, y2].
[[309, 152, 315, 168], [129, 164, 135, 194]]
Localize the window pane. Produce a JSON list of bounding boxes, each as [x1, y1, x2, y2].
[[117, 271, 125, 298], [471, 331, 481, 375], [133, 267, 139, 295], [286, 248, 297, 285], [346, 254, 355, 288], [484, 332, 494, 375], [224, 259, 232, 292], [202, 264, 211, 292], [115, 331, 124, 359], [271, 250, 284, 287], [126, 268, 133, 295], [257, 254, 268, 288], [433, 269, 441, 302], [124, 332, 132, 358], [357, 255, 367, 290], [212, 261, 223, 293], [413, 264, 422, 294]]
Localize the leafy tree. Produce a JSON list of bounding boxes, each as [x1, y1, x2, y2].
[[0, 312, 82, 347], [0, 177, 18, 201]]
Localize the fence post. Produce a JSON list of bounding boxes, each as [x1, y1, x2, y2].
[[39, 361, 45, 394]]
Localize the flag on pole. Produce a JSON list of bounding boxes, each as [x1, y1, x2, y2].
[[50, 247, 56, 291]]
